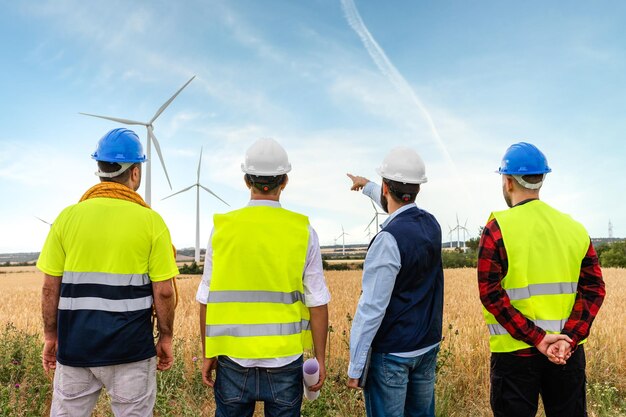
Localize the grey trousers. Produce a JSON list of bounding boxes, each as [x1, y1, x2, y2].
[[50, 356, 157, 417]]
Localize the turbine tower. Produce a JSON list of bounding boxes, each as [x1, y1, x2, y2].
[[162, 147, 229, 263], [81, 76, 196, 205], [336, 225, 349, 256], [609, 220, 613, 238]]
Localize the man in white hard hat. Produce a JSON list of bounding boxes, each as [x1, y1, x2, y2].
[[197, 138, 330, 417], [346, 147, 444, 417]]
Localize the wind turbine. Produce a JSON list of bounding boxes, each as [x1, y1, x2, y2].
[[448, 214, 471, 250], [162, 147, 229, 263], [365, 200, 386, 232], [336, 225, 349, 256], [80, 75, 196, 205]]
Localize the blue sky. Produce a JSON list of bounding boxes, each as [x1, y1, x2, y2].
[[1, 0, 624, 253]]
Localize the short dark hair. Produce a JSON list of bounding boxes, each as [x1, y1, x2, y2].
[[97, 161, 139, 184], [245, 174, 286, 194], [520, 174, 544, 184], [383, 179, 420, 204]]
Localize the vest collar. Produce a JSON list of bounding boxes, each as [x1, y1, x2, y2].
[[381, 203, 417, 229], [247, 200, 282, 208]]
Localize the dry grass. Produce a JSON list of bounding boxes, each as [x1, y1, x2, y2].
[[2, 266, 624, 416]]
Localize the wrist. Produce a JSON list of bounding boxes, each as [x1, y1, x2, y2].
[[44, 333, 57, 342], [532, 329, 547, 347]]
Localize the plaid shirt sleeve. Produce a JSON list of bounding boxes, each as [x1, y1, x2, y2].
[[477, 219, 546, 347], [561, 242, 605, 347]]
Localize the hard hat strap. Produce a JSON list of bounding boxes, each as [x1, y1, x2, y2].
[[512, 174, 544, 190], [95, 162, 134, 178]]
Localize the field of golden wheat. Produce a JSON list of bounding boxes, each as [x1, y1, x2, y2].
[[1, 266, 624, 416]]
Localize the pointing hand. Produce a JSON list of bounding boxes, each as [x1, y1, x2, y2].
[[347, 174, 369, 191]]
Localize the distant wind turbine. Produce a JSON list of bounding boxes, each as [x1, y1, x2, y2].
[[80, 75, 196, 205], [365, 200, 386, 232], [162, 147, 229, 263], [448, 214, 471, 250], [336, 225, 349, 256]]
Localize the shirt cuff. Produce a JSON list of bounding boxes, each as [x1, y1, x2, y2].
[[347, 361, 362, 379]]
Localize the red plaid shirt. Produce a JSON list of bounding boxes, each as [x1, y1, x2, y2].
[[477, 200, 605, 355]]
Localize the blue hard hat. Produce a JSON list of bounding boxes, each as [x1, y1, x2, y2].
[[91, 128, 146, 163], [497, 142, 551, 175]]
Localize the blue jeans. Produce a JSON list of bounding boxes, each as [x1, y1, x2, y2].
[[364, 346, 439, 417], [214, 356, 303, 417]]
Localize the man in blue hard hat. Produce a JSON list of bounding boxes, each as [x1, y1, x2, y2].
[[346, 147, 444, 417], [477, 142, 605, 417], [38, 128, 179, 416]]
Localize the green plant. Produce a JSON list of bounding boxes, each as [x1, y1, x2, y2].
[[0, 323, 51, 416]]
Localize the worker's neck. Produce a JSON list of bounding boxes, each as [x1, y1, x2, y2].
[[386, 199, 405, 215], [510, 191, 540, 207], [250, 192, 280, 202]]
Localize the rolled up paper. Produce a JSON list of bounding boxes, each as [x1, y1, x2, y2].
[[303, 357, 320, 400]]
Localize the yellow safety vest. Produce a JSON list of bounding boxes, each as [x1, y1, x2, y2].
[[205, 205, 312, 359], [483, 200, 589, 352]]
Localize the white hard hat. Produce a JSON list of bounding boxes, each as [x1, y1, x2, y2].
[[241, 138, 292, 176], [376, 147, 427, 184]]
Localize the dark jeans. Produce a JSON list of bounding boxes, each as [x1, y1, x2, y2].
[[214, 356, 303, 417], [364, 347, 439, 417], [490, 346, 587, 417]]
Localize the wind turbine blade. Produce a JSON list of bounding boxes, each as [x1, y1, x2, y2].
[[35, 216, 51, 225], [150, 75, 196, 124], [197, 147, 203, 183], [365, 215, 376, 231], [149, 129, 173, 189], [161, 184, 195, 200], [79, 112, 145, 126], [199, 184, 230, 207]]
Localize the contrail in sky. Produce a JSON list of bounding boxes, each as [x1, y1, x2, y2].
[[340, 0, 456, 171]]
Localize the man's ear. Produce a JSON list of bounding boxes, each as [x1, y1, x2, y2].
[[504, 175, 515, 192], [244, 174, 252, 189], [131, 165, 141, 182], [281, 175, 289, 190]]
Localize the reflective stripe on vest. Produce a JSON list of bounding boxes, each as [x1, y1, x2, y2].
[[62, 271, 150, 287], [488, 319, 567, 336], [205, 205, 312, 359], [58, 296, 153, 312], [208, 290, 305, 304], [482, 200, 589, 353], [506, 282, 577, 301], [206, 319, 310, 338]]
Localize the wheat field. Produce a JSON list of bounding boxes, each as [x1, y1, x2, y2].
[[1, 266, 624, 416]]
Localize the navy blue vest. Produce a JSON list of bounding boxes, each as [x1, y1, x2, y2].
[[371, 206, 444, 353]]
